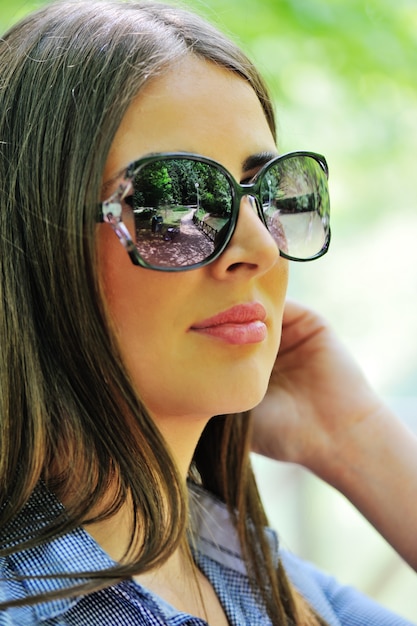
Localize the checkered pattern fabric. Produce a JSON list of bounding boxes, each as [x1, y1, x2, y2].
[[0, 483, 414, 625]]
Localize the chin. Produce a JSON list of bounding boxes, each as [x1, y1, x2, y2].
[[215, 381, 269, 415]]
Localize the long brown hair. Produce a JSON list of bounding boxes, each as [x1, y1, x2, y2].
[[0, 1, 327, 623]]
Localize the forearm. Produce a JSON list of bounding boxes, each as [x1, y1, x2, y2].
[[253, 300, 417, 568], [313, 405, 417, 571]]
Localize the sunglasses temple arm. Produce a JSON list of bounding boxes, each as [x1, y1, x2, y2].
[[102, 204, 138, 256], [113, 221, 138, 255]]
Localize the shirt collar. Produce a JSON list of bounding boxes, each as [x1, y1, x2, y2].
[[5, 483, 115, 621], [188, 483, 278, 575], [6, 482, 277, 621]]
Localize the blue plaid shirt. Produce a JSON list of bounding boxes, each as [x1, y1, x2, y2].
[[0, 483, 415, 625]]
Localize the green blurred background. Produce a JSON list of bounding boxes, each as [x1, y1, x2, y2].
[[1, 0, 416, 620]]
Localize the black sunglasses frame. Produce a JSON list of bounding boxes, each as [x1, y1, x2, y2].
[[100, 150, 331, 272]]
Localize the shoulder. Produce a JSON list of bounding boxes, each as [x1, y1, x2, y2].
[[189, 484, 416, 626], [281, 550, 416, 626], [0, 482, 113, 624], [0, 557, 37, 625]]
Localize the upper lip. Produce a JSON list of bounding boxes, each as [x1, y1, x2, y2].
[[191, 302, 267, 329]]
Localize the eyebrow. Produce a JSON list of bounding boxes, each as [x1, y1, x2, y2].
[[241, 151, 278, 174]]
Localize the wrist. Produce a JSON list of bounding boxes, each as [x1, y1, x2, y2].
[[304, 399, 392, 492]]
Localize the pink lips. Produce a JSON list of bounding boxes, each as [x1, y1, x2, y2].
[[190, 303, 267, 345]]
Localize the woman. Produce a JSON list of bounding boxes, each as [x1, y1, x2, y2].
[[0, 1, 416, 624]]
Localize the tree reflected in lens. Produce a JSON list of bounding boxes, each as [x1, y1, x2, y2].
[[127, 158, 233, 268]]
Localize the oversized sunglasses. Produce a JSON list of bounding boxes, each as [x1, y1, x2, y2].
[[99, 151, 330, 271]]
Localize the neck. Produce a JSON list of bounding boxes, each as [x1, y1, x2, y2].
[[152, 411, 211, 480], [84, 413, 210, 561]]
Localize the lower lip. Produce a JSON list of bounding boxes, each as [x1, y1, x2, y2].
[[191, 321, 267, 345]]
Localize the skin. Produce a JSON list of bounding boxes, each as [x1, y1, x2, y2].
[[97, 54, 288, 478], [93, 54, 288, 622], [92, 47, 417, 623], [253, 299, 417, 571]]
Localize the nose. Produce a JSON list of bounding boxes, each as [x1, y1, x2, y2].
[[208, 195, 281, 280]]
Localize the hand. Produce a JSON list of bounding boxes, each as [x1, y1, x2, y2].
[[252, 299, 417, 570], [252, 299, 380, 476]]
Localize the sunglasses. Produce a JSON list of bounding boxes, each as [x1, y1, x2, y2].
[[99, 151, 330, 271]]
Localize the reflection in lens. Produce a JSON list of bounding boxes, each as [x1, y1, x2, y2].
[[260, 155, 330, 260], [126, 158, 233, 268]]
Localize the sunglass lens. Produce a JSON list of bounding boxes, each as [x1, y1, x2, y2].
[[127, 158, 233, 268], [260, 155, 330, 260]]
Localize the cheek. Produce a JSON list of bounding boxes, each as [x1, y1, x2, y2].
[[96, 224, 191, 392], [263, 257, 289, 358], [96, 223, 289, 417], [265, 257, 289, 322], [96, 224, 155, 356], [96, 224, 137, 323]]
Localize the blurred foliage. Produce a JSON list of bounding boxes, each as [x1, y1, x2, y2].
[[1, 0, 417, 393], [1, 4, 416, 619]]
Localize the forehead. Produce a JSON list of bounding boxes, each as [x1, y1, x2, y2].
[[103, 55, 276, 184]]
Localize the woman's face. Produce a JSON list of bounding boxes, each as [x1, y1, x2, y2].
[[97, 55, 288, 434]]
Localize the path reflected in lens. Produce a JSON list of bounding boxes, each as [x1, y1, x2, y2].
[[134, 207, 216, 268]]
